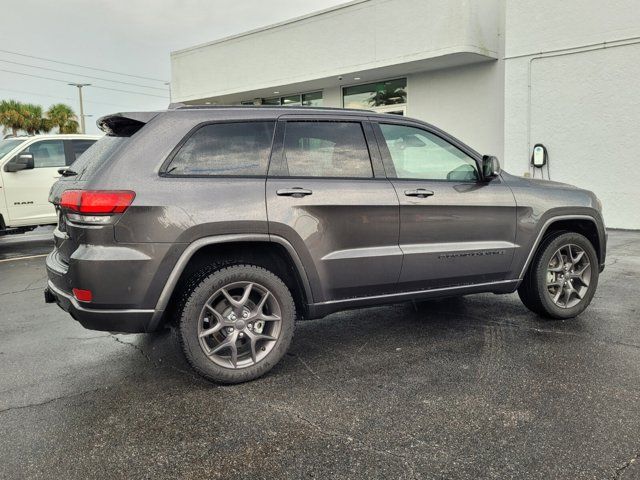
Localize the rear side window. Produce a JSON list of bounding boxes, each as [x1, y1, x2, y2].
[[166, 121, 275, 176], [69, 139, 97, 164], [68, 136, 129, 180], [283, 121, 372, 178]]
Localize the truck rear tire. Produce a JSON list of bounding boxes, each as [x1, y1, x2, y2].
[[518, 232, 599, 319]]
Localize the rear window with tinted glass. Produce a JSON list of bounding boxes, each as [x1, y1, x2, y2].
[[68, 136, 128, 180], [165, 121, 275, 176]]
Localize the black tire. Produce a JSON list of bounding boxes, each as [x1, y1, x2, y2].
[[518, 232, 599, 319], [177, 264, 295, 384]]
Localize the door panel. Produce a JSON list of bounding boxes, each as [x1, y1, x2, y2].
[[267, 178, 401, 302], [393, 180, 517, 289], [266, 119, 401, 302], [374, 121, 517, 290]]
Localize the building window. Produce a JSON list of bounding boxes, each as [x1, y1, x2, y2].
[[251, 91, 323, 107], [302, 91, 323, 107], [343, 78, 407, 109]]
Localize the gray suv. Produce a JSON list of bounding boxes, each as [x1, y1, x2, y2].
[[44, 106, 606, 383]]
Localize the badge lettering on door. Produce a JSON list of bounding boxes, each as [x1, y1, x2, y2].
[[439, 250, 505, 260], [13, 201, 34, 205]]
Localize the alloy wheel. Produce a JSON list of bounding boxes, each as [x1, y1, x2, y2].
[[197, 281, 282, 369], [545, 243, 591, 309]]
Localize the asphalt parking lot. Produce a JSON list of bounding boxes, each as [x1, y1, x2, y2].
[[1, 229, 639, 479]]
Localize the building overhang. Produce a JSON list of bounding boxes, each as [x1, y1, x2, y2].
[[170, 0, 500, 104]]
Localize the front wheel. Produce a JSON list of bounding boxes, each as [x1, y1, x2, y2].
[[518, 232, 599, 319], [177, 264, 296, 383]]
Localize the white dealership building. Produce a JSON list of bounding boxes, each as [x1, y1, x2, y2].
[[171, 0, 640, 229]]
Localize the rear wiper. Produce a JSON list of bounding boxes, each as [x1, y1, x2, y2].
[[59, 168, 77, 177]]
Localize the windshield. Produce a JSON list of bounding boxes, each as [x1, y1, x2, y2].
[[0, 138, 27, 159], [67, 136, 129, 180]]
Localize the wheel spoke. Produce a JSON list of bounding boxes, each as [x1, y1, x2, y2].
[[209, 331, 237, 355], [256, 290, 270, 311], [229, 340, 238, 368], [199, 323, 224, 338], [238, 283, 254, 307], [572, 250, 585, 264], [571, 274, 589, 288], [257, 313, 281, 322], [549, 250, 565, 272], [246, 330, 277, 365], [553, 288, 563, 304], [562, 287, 573, 306], [221, 283, 254, 312], [205, 304, 227, 323]]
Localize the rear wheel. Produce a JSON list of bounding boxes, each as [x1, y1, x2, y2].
[[518, 232, 599, 319], [177, 264, 295, 383]]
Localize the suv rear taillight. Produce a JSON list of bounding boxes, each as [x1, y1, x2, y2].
[[60, 190, 135, 224]]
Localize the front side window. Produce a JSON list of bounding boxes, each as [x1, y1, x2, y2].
[[379, 124, 478, 181], [24, 140, 66, 168], [166, 122, 275, 176], [283, 122, 373, 178]]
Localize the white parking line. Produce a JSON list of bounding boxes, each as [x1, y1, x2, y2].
[[0, 254, 49, 263], [0, 234, 54, 243]]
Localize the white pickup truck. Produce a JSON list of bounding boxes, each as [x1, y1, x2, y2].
[[0, 134, 100, 234]]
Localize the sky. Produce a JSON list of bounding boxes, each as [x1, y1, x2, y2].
[[0, 0, 351, 134]]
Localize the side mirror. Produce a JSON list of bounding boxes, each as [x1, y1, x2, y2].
[[482, 155, 500, 180], [4, 153, 35, 172]]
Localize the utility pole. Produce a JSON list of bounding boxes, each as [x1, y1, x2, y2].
[[68, 83, 91, 133]]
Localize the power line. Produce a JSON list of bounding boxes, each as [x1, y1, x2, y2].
[[0, 87, 135, 109], [0, 48, 167, 83], [0, 58, 168, 91], [0, 68, 168, 99]]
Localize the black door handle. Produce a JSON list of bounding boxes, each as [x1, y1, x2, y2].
[[276, 188, 313, 198], [404, 189, 434, 198]]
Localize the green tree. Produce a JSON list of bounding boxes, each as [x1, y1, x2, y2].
[[46, 103, 79, 134], [22, 103, 51, 135], [0, 100, 26, 136], [367, 84, 407, 107]]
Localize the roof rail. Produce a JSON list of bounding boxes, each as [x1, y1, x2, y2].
[[172, 104, 374, 113]]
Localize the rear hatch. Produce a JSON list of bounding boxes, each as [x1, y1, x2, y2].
[[49, 112, 157, 266]]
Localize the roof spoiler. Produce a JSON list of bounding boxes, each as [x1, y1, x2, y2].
[[97, 111, 160, 136]]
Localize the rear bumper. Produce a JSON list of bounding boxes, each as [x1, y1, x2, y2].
[[45, 281, 153, 333], [44, 235, 175, 333]]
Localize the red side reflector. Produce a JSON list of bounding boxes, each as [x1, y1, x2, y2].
[[60, 190, 135, 214], [72, 288, 93, 302]]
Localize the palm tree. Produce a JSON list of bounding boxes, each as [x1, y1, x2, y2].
[[46, 103, 79, 134], [60, 119, 79, 134], [23, 104, 51, 135], [367, 84, 407, 107], [0, 100, 26, 136]]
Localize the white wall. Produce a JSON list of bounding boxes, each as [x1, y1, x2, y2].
[[504, 0, 640, 229], [408, 61, 504, 158]]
